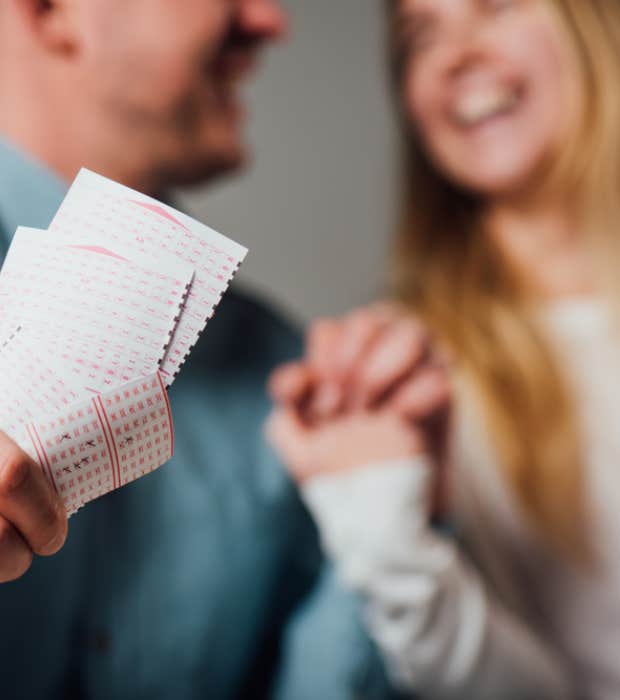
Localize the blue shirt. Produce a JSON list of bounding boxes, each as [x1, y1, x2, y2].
[[0, 141, 399, 700]]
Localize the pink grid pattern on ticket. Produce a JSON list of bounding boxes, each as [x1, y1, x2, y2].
[[0, 229, 193, 391], [50, 169, 248, 384], [0, 326, 81, 436], [19, 372, 173, 516]]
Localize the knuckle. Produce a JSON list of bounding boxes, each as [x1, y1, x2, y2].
[[369, 300, 396, 318], [268, 363, 290, 389], [0, 446, 31, 497], [269, 362, 311, 402], [273, 360, 299, 378], [352, 316, 385, 343], [284, 361, 306, 380], [308, 317, 336, 343], [345, 309, 374, 331], [436, 380, 453, 406], [401, 317, 427, 342]]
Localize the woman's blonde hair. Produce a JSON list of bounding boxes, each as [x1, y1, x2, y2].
[[388, 0, 620, 558]]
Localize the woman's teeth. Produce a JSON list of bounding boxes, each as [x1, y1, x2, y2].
[[453, 87, 520, 127]]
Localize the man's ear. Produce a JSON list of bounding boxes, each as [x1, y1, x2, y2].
[[11, 0, 79, 55]]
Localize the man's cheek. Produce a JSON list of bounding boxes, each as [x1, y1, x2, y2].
[[121, 49, 200, 114]]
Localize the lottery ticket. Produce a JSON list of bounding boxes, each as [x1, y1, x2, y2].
[[18, 372, 173, 516], [51, 169, 248, 384], [0, 170, 247, 513], [0, 227, 193, 391]]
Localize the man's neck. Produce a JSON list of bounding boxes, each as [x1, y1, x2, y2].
[[0, 121, 164, 197], [0, 79, 162, 197]]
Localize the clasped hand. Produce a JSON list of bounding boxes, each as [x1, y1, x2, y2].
[[267, 304, 452, 509]]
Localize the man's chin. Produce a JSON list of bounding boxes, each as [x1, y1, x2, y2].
[[164, 144, 249, 189]]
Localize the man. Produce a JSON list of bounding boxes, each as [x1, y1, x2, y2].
[[0, 1, 396, 698]]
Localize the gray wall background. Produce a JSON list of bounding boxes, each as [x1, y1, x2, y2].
[[178, 0, 397, 325]]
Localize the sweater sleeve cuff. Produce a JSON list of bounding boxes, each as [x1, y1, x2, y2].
[[300, 457, 434, 584]]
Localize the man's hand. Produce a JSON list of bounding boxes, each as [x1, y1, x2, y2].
[[0, 432, 67, 583]]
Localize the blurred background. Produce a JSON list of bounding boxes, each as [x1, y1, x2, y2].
[[178, 0, 397, 324]]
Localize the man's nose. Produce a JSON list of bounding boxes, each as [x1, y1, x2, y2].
[[237, 0, 289, 41]]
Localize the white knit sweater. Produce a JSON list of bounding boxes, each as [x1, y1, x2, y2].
[[301, 300, 620, 700]]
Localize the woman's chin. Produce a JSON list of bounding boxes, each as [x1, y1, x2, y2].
[[446, 162, 547, 202]]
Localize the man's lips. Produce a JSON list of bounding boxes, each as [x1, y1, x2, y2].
[[212, 49, 259, 84]]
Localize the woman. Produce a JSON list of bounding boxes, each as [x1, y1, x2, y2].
[[268, 1, 620, 698]]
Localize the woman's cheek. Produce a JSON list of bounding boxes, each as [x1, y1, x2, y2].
[[404, 77, 432, 138], [404, 55, 445, 130]]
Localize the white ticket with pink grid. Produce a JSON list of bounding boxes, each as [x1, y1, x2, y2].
[[0, 169, 247, 515]]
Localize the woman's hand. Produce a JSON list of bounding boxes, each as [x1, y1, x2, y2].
[[267, 304, 452, 509], [271, 303, 450, 418], [266, 407, 427, 483]]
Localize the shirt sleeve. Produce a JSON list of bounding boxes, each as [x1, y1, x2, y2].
[[301, 460, 576, 700]]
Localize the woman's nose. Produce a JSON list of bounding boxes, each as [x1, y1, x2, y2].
[[437, 20, 489, 81]]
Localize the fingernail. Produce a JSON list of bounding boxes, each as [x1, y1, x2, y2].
[[38, 508, 67, 556], [38, 528, 66, 556]]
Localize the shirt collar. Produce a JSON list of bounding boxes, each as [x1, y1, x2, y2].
[[0, 137, 68, 256]]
